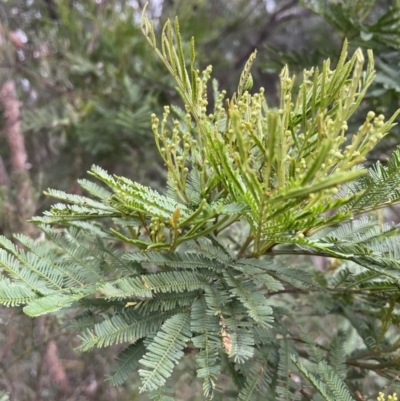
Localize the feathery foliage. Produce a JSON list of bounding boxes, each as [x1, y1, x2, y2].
[[0, 5, 400, 400]]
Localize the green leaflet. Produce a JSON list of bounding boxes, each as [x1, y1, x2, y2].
[[191, 297, 221, 399], [318, 360, 355, 401], [328, 332, 347, 380], [100, 270, 209, 299], [237, 362, 271, 401], [125, 251, 225, 271], [223, 299, 255, 364], [292, 356, 334, 401], [78, 309, 176, 351], [139, 312, 192, 392], [0, 279, 38, 306], [23, 285, 97, 317], [276, 340, 301, 401], [223, 271, 274, 328], [108, 340, 146, 386]]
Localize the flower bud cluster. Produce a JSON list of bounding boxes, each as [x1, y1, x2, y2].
[[149, 216, 165, 242], [377, 392, 398, 401]]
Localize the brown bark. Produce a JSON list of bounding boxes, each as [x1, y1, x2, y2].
[[44, 340, 71, 395], [1, 81, 27, 172], [0, 79, 35, 232]]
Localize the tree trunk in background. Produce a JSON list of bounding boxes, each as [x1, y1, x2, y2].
[[0, 79, 35, 234], [44, 341, 71, 396]]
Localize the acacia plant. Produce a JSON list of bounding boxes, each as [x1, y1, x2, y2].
[[1, 10, 400, 400]]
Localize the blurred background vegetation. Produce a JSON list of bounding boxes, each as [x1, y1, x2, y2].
[[0, 0, 399, 399]]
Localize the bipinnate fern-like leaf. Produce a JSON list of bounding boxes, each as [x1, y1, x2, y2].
[[0, 249, 49, 295], [223, 271, 274, 328], [318, 360, 355, 401], [0, 278, 37, 306], [190, 237, 235, 264], [108, 340, 146, 386], [234, 258, 293, 291], [223, 300, 255, 364], [191, 297, 220, 399], [298, 329, 325, 365], [148, 387, 175, 401], [125, 251, 226, 271], [291, 356, 334, 401], [134, 291, 199, 314], [139, 312, 192, 392], [44, 189, 116, 213], [237, 362, 271, 401], [276, 340, 301, 401], [328, 332, 348, 380], [0, 236, 64, 292], [100, 270, 209, 299], [23, 286, 97, 317], [341, 306, 377, 351], [341, 147, 400, 213], [77, 178, 112, 199], [78, 309, 174, 351]]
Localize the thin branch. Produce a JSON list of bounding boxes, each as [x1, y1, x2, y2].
[[0, 63, 68, 93], [234, 0, 309, 69]]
